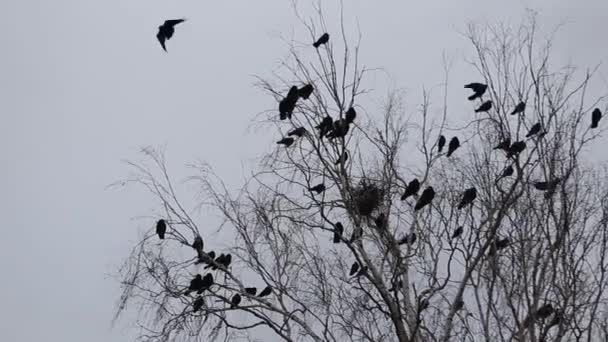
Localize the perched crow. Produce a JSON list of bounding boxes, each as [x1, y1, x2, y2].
[[374, 213, 387, 230], [204, 253, 222, 269], [533, 178, 561, 192], [335, 151, 349, 165], [245, 287, 257, 296], [345, 107, 357, 123], [186, 274, 203, 295], [451, 226, 463, 239], [287, 127, 307, 137], [207, 251, 216, 260], [231, 294, 242, 308], [309, 183, 326, 194], [398, 232, 417, 245], [511, 102, 526, 115], [327, 119, 350, 139], [464, 83, 487, 100], [401, 178, 420, 200], [525, 123, 542, 138], [475, 100, 493, 113], [493, 137, 511, 151], [198, 273, 214, 294], [298, 84, 314, 100], [192, 296, 204, 312], [313, 33, 330, 48], [258, 286, 272, 297], [495, 238, 510, 250], [438, 135, 446, 153], [196, 250, 216, 265], [349, 262, 360, 276], [415, 187, 435, 211], [156, 19, 186, 52], [454, 300, 465, 311], [447, 137, 460, 157], [213, 253, 232, 269], [499, 165, 514, 180], [279, 86, 299, 120], [536, 304, 554, 319], [418, 298, 430, 311], [192, 235, 204, 259], [458, 187, 477, 209], [277, 137, 295, 147], [333, 222, 344, 243], [506, 141, 526, 158], [591, 108, 602, 128], [316, 116, 333, 138], [156, 219, 167, 240]]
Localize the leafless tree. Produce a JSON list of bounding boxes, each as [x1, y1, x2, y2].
[[114, 6, 608, 342]]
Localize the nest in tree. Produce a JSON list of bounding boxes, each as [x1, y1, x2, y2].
[[352, 181, 384, 216]]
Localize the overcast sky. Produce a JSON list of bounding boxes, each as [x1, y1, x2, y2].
[[1, 1, 607, 341]]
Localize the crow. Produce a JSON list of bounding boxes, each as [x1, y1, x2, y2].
[[245, 287, 257, 296], [258, 286, 272, 297], [333, 222, 344, 243], [335, 151, 348, 165], [475, 100, 493, 113], [415, 187, 435, 211], [591, 108, 602, 128], [374, 213, 386, 230], [279, 86, 299, 120], [401, 178, 420, 200], [192, 235, 204, 259], [398, 232, 417, 245], [447, 137, 460, 157], [231, 294, 242, 308], [533, 178, 561, 192], [349, 262, 360, 276], [316, 116, 333, 138], [192, 296, 204, 312], [287, 127, 307, 137], [499, 165, 514, 180], [345, 107, 357, 123], [156, 219, 167, 240], [298, 84, 314, 100], [451, 226, 463, 239], [313, 33, 330, 48], [506, 141, 526, 158], [495, 238, 510, 250], [493, 137, 511, 151], [213, 254, 232, 269], [511, 102, 526, 115], [458, 187, 477, 209], [327, 119, 350, 139], [437, 135, 446, 153], [195, 250, 216, 265], [277, 137, 295, 147], [309, 183, 326, 194], [156, 19, 186, 52], [464, 83, 487, 100], [536, 304, 554, 319], [525, 123, 542, 138], [186, 274, 203, 295]]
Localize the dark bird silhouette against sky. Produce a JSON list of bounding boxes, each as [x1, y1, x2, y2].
[[316, 116, 333, 138], [258, 286, 272, 297], [525, 123, 542, 138], [458, 187, 477, 209], [349, 262, 360, 276], [493, 137, 511, 151], [245, 287, 257, 296], [536, 304, 554, 319], [401, 178, 420, 200], [591, 108, 602, 128], [415, 186, 435, 211], [499, 165, 514, 180], [447, 137, 460, 157], [186, 274, 212, 295], [192, 296, 204, 313], [437, 135, 446, 153], [192, 235, 204, 259], [287, 127, 307, 137], [345, 107, 357, 124], [495, 238, 510, 250], [231, 294, 242, 308], [464, 83, 487, 100], [313, 33, 330, 48], [452, 226, 463, 239], [327, 119, 350, 139], [333, 222, 344, 243], [533, 178, 561, 192], [309, 183, 326, 194], [335, 151, 348, 165], [475, 100, 493, 113], [297, 84, 314, 100], [156, 19, 185, 52], [511, 102, 526, 115], [276, 137, 295, 147], [279, 86, 299, 120], [156, 219, 166, 240], [506, 141, 526, 158]]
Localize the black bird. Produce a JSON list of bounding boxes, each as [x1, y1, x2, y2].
[[277, 137, 295, 147], [279, 86, 299, 120], [536, 304, 554, 319], [156, 219, 167, 240], [309, 183, 326, 194], [533, 178, 561, 192], [591, 108, 602, 128], [464, 83, 487, 100], [451, 226, 463, 239], [313, 33, 330, 48], [499, 165, 514, 180], [349, 262, 360, 276], [298, 84, 314, 100], [258, 286, 272, 297], [511, 102, 526, 115], [475, 100, 493, 113], [327, 119, 350, 139], [401, 178, 421, 201], [437, 135, 446, 153], [334, 151, 348, 165], [398, 232, 417, 245], [207, 251, 216, 260], [213, 253, 232, 269], [506, 141, 526, 158], [316, 116, 333, 138], [287, 127, 307, 137], [415, 187, 435, 211], [192, 296, 204, 312], [156, 19, 185, 52], [345, 107, 357, 124], [374, 213, 387, 230], [199, 273, 214, 294], [196, 250, 216, 265], [192, 235, 204, 259], [495, 238, 510, 250], [447, 137, 460, 157], [493, 137, 511, 151], [231, 294, 242, 308], [454, 300, 465, 311], [333, 222, 344, 243], [245, 287, 257, 296], [458, 187, 477, 210], [186, 274, 203, 295], [525, 123, 542, 138]]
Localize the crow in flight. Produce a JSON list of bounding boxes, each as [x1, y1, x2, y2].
[[316, 116, 333, 138], [447, 137, 460, 157], [298, 84, 314, 100], [525, 123, 542, 138], [279, 86, 299, 120], [156, 19, 185, 52], [506, 141, 526, 158], [511, 102, 526, 115], [258, 286, 272, 297], [493, 137, 511, 151], [156, 219, 167, 240], [309, 183, 326, 194], [451, 226, 463, 239], [287, 127, 307, 137], [245, 287, 257, 296], [313, 33, 330, 48], [277, 137, 295, 147], [345, 107, 357, 123], [495, 238, 510, 250], [414, 186, 435, 211], [464, 83, 487, 100], [437, 135, 446, 153], [231, 294, 242, 308], [591, 108, 602, 128], [475, 100, 493, 113], [401, 178, 420, 200], [192, 296, 204, 312], [333, 222, 344, 243], [349, 262, 360, 276], [458, 187, 477, 209], [327, 119, 350, 139]]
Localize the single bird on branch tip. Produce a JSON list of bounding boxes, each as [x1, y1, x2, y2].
[[230, 294, 242, 308], [349, 262, 360, 276], [276, 137, 295, 147], [287, 127, 307, 137], [313, 33, 330, 48], [458, 187, 477, 209], [309, 183, 326, 194], [156, 219, 167, 240], [185, 274, 203, 296], [525, 122, 542, 138], [279, 86, 299, 120], [297, 84, 314, 100], [192, 296, 204, 313], [258, 286, 272, 297], [475, 100, 493, 113], [437, 135, 446, 153], [591, 108, 602, 128], [493, 137, 511, 151], [401, 178, 420, 200], [506, 141, 526, 158], [156, 19, 185, 52], [192, 235, 204, 259], [333, 222, 344, 243], [498, 165, 514, 180], [511, 101, 526, 115], [536, 303, 555, 319], [345, 107, 357, 124], [464, 82, 487, 100], [316, 116, 333, 138], [245, 287, 257, 296], [414, 186, 435, 211], [447, 137, 460, 157], [451, 226, 463, 239]]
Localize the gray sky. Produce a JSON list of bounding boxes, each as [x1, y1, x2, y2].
[[1, 0, 607, 341]]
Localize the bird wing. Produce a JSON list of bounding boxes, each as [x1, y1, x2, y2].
[[156, 32, 167, 51], [165, 19, 186, 27]]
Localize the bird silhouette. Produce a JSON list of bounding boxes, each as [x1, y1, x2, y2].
[[447, 137, 460, 157], [475, 100, 493, 113], [316, 116, 333, 138], [591, 108, 602, 128], [345, 107, 357, 123], [454, 300, 465, 311], [288, 127, 307, 137], [533, 178, 561, 192], [213, 254, 232, 269], [192, 296, 204, 312], [156, 19, 185, 52], [493, 137, 511, 151], [511, 102, 526, 115], [333, 222, 344, 243], [231, 294, 242, 308], [401, 178, 420, 200], [258, 286, 272, 297], [495, 238, 510, 250], [279, 86, 299, 120], [277, 137, 295, 147], [192, 235, 204, 259], [499, 165, 514, 180], [415, 186, 435, 211], [398, 232, 417, 245], [198, 273, 214, 294], [185, 274, 203, 295], [458, 187, 477, 209], [309, 183, 326, 194], [536, 304, 554, 319], [374, 213, 386, 230], [327, 119, 350, 139], [525, 123, 542, 138], [245, 287, 257, 296], [349, 262, 360, 276], [335, 151, 349, 165], [464, 83, 487, 100], [451, 226, 463, 239], [313, 33, 330, 48], [506, 141, 526, 158], [298, 84, 314, 100], [196, 250, 216, 265], [156, 219, 167, 240], [437, 135, 446, 153]]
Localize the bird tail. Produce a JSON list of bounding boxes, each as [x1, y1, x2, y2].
[[313, 42, 320, 48], [591, 122, 598, 129]]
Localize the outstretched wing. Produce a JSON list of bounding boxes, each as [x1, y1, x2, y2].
[[165, 19, 186, 28]]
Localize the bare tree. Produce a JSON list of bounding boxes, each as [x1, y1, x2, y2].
[[114, 7, 608, 342]]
